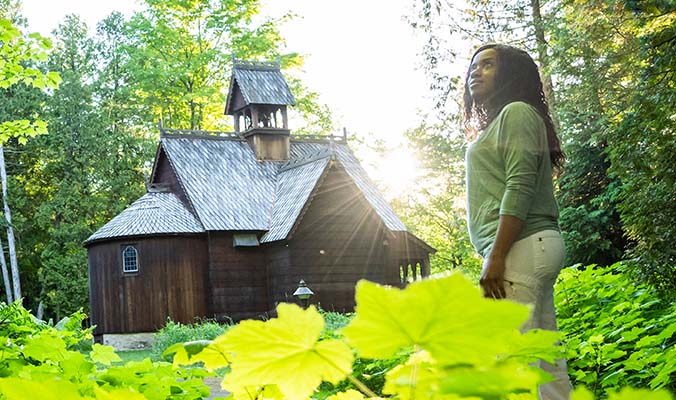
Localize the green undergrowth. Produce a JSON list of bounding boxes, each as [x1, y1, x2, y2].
[[0, 268, 673, 399], [317, 310, 405, 398], [152, 318, 231, 362], [555, 263, 676, 397], [165, 272, 674, 399], [0, 301, 211, 399]]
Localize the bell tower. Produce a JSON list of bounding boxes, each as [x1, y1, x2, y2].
[[224, 58, 296, 161]]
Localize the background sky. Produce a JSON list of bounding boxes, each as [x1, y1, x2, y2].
[[21, 0, 432, 147]]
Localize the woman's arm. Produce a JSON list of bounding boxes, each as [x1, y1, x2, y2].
[[480, 214, 523, 298], [480, 103, 544, 298]]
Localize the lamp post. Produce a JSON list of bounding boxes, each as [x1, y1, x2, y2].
[[293, 279, 314, 309]]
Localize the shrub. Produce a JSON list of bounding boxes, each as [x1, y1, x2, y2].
[[167, 274, 567, 399], [556, 263, 676, 397], [0, 301, 210, 398], [319, 309, 352, 339], [152, 319, 231, 361]]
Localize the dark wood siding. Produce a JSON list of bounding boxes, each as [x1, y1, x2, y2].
[[88, 235, 208, 335], [267, 165, 393, 312], [231, 84, 247, 113], [153, 150, 191, 208], [207, 232, 268, 321]]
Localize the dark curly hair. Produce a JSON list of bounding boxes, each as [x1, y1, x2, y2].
[[463, 43, 565, 171]]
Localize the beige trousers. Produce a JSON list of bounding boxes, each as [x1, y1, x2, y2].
[[501, 230, 572, 400]]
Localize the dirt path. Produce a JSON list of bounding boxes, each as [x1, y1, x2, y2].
[[203, 376, 230, 399]]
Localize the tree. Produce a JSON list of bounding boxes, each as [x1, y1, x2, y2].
[[0, 14, 60, 304], [11, 14, 152, 319], [604, 0, 676, 295], [399, 123, 482, 277], [121, 0, 275, 130]]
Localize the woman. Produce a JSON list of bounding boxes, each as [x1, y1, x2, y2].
[[464, 44, 571, 399]]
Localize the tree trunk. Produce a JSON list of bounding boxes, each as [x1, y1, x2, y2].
[[0, 235, 12, 303], [530, 0, 555, 109], [0, 145, 20, 302], [36, 300, 44, 320]]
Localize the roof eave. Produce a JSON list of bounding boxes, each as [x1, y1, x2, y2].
[[84, 231, 206, 247], [224, 74, 239, 116]]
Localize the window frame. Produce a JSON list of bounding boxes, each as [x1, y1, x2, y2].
[[121, 245, 139, 274]]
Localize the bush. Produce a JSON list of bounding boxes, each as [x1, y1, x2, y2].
[[319, 309, 352, 339], [0, 301, 210, 398], [152, 319, 231, 361], [556, 263, 676, 397]]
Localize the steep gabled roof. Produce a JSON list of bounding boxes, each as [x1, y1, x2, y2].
[[224, 60, 296, 114], [290, 142, 407, 232], [260, 152, 331, 243], [159, 136, 407, 236], [160, 136, 277, 231], [88, 134, 410, 243], [84, 192, 204, 244]]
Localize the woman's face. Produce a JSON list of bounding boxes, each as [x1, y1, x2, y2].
[[467, 48, 498, 104]]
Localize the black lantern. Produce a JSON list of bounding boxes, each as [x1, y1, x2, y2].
[[293, 279, 314, 309]]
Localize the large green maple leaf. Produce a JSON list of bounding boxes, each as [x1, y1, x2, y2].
[[21, 332, 68, 362], [219, 303, 353, 399], [342, 274, 531, 365], [90, 343, 122, 366], [0, 377, 81, 400], [164, 339, 231, 371]]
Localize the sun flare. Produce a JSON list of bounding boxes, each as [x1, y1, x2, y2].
[[372, 149, 422, 199]]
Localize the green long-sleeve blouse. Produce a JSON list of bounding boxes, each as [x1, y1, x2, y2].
[[466, 101, 560, 256]]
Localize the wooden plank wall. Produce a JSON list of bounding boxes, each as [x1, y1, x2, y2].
[[153, 150, 191, 207], [88, 236, 208, 335], [207, 232, 269, 321], [267, 165, 390, 312]]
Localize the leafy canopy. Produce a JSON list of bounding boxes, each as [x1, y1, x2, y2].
[[0, 18, 61, 144]]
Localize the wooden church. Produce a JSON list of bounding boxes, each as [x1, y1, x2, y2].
[[85, 59, 434, 339]]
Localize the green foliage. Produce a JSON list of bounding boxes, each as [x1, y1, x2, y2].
[[2, 274, 675, 399], [7, 2, 334, 317], [0, 18, 61, 144], [603, 1, 676, 296], [116, 349, 155, 364], [152, 319, 231, 361], [117, 0, 332, 132], [175, 274, 569, 399], [572, 386, 674, 400], [392, 124, 481, 278], [0, 301, 211, 399], [319, 310, 353, 339], [316, 310, 405, 398], [556, 264, 676, 397], [6, 14, 150, 318], [407, 0, 675, 294], [548, 0, 638, 268]]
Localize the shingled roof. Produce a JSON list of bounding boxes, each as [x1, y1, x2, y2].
[[85, 191, 204, 244], [224, 60, 296, 114], [86, 134, 408, 244]]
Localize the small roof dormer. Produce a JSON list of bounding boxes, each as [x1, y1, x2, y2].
[[225, 58, 296, 161]]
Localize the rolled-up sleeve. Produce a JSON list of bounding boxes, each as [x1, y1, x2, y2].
[[497, 103, 545, 221]]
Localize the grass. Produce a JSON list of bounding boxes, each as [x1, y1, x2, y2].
[[116, 348, 156, 363]]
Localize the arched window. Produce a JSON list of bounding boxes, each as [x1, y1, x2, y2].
[[122, 246, 139, 273]]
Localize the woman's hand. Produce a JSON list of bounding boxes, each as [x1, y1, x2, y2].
[[481, 215, 524, 299], [480, 253, 507, 299]]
